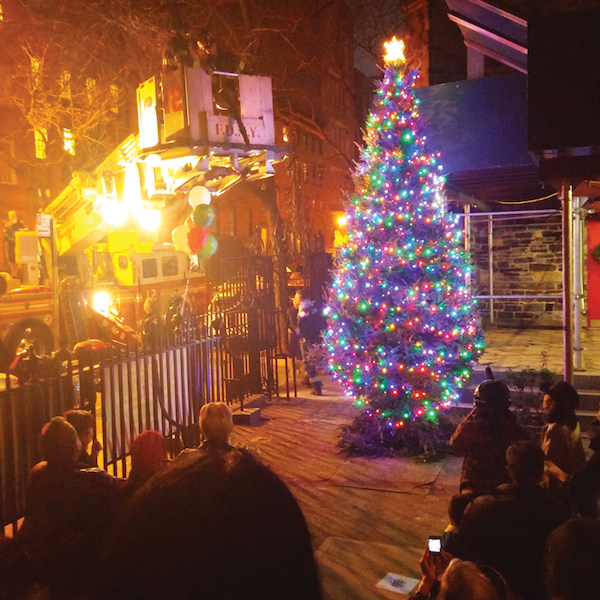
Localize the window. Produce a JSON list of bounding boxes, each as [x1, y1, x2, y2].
[[0, 141, 16, 185], [35, 128, 47, 160], [229, 205, 237, 236], [317, 167, 324, 186], [63, 128, 74, 155], [86, 78, 96, 104], [161, 255, 179, 277], [60, 71, 71, 101], [31, 57, 40, 90], [282, 126, 289, 143], [326, 79, 344, 109], [142, 258, 158, 279], [110, 84, 120, 114], [329, 123, 350, 155]]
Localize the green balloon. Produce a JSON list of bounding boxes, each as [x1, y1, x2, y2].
[[192, 204, 215, 228], [196, 234, 218, 259]]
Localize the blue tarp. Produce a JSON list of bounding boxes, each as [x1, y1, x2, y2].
[[416, 73, 534, 174]]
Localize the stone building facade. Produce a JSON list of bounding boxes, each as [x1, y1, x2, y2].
[[470, 215, 564, 327]]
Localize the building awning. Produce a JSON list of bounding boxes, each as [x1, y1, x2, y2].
[[416, 73, 557, 207], [445, 0, 527, 74]]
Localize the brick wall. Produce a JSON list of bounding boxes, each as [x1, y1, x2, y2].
[[470, 215, 564, 327]]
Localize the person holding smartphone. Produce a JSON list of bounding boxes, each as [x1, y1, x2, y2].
[[409, 543, 452, 599], [409, 545, 499, 600]]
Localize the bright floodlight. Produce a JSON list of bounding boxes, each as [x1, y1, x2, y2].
[[337, 216, 347, 227], [138, 208, 161, 232], [102, 200, 128, 227], [384, 37, 405, 66], [93, 291, 111, 314]]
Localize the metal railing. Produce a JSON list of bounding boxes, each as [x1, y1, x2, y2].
[[0, 368, 79, 532], [457, 209, 564, 324], [0, 303, 293, 532]]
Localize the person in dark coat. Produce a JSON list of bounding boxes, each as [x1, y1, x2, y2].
[[567, 417, 600, 518], [19, 417, 122, 598], [545, 518, 600, 600], [142, 297, 163, 350], [293, 290, 326, 395], [450, 379, 530, 497], [99, 447, 323, 600], [121, 430, 169, 502], [455, 441, 569, 600], [4, 210, 24, 269]]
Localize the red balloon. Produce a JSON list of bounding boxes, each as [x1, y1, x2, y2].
[[187, 226, 208, 254]]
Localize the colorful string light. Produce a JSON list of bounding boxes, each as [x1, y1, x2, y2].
[[324, 43, 484, 434]]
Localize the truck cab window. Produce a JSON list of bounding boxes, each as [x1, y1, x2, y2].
[[142, 258, 158, 279], [161, 256, 179, 277]]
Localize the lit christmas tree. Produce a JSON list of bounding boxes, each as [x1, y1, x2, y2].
[[325, 38, 484, 455]]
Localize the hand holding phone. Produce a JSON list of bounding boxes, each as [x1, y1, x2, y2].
[[428, 536, 442, 554]]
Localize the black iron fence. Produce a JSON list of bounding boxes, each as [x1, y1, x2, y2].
[[0, 305, 295, 533], [0, 368, 79, 533]]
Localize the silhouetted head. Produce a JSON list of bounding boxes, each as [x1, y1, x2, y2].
[[506, 440, 545, 486], [131, 430, 167, 478], [448, 494, 472, 527], [99, 448, 322, 600], [546, 518, 600, 600], [589, 420, 600, 453], [438, 559, 498, 600], [543, 381, 579, 430], [474, 379, 511, 412], [39, 417, 81, 465], [64, 409, 95, 448]]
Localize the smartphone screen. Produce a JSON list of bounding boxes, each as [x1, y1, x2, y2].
[[428, 536, 442, 554]]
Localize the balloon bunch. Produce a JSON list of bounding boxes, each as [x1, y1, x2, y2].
[[171, 186, 218, 259]]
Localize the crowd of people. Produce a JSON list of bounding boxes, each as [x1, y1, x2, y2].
[[409, 378, 600, 600], [1, 376, 599, 600], [0, 402, 321, 600]]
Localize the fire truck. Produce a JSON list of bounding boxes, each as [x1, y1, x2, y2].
[[0, 61, 284, 361]]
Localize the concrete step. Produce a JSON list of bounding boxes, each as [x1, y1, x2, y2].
[[448, 403, 598, 434], [232, 406, 262, 425], [577, 390, 600, 412], [469, 365, 600, 411], [574, 373, 600, 391]]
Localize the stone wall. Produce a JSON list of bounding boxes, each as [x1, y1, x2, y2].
[[470, 215, 563, 327]]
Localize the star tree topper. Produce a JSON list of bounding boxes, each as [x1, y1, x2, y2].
[[383, 36, 405, 67]]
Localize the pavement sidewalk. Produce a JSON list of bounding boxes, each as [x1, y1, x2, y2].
[[231, 381, 462, 600]]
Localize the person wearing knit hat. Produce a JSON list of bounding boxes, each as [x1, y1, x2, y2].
[[122, 430, 168, 500]]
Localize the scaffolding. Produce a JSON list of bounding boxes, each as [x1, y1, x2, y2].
[[458, 200, 590, 374]]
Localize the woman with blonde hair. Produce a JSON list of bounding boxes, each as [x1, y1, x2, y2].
[[410, 550, 504, 600], [438, 560, 498, 600], [199, 402, 234, 450]]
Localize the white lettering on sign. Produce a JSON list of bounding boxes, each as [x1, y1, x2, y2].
[[206, 116, 266, 144]]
